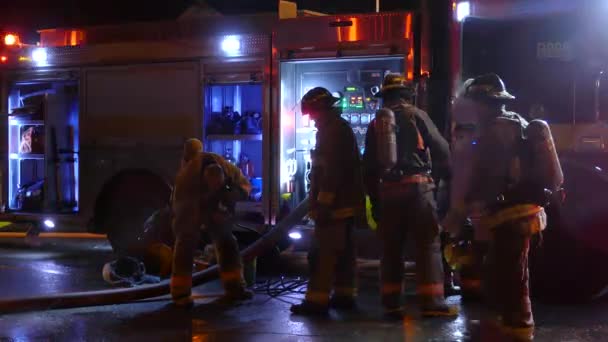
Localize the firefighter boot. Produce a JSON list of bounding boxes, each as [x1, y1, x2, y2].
[[420, 297, 459, 318], [170, 275, 194, 309], [290, 301, 329, 316], [216, 268, 254, 304]]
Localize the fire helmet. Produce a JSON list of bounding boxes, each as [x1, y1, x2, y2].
[[183, 138, 203, 162], [452, 78, 478, 120], [301, 87, 341, 116], [375, 73, 416, 98], [463, 73, 515, 102]]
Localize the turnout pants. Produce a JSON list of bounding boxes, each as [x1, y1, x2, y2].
[[485, 220, 535, 328], [170, 201, 246, 303], [304, 218, 357, 306], [379, 182, 446, 309]]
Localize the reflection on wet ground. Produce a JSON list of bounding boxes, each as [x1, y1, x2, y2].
[[0, 239, 607, 341]]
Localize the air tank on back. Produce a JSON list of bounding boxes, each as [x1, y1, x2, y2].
[[375, 108, 398, 171], [523, 120, 564, 191]]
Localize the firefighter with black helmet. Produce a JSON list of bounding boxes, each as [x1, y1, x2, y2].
[[170, 138, 254, 307], [363, 73, 457, 319], [443, 73, 563, 338], [291, 87, 366, 315]]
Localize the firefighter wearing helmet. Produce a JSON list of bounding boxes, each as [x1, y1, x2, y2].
[[444, 78, 488, 302], [170, 138, 253, 307], [443, 73, 563, 337], [363, 73, 456, 319], [291, 87, 366, 315]]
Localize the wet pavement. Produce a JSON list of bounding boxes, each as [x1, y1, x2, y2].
[[0, 238, 112, 297], [0, 238, 608, 341]]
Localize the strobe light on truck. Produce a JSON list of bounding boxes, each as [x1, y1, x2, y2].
[[0, 32, 50, 66]]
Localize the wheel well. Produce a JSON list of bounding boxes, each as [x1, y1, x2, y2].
[[92, 168, 172, 234]]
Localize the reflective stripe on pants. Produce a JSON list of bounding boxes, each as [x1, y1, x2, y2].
[[305, 218, 357, 305], [482, 205, 544, 232]]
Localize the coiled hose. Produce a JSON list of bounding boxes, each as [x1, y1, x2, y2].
[[0, 198, 309, 314]]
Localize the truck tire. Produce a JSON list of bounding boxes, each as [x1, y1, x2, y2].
[[530, 157, 608, 303], [94, 169, 172, 256]]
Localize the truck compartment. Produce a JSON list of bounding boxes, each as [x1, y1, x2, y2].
[[7, 81, 79, 213], [204, 82, 264, 221]]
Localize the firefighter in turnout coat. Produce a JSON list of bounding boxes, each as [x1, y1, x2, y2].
[[443, 73, 563, 338], [363, 73, 457, 319], [170, 138, 253, 307], [291, 87, 366, 315]]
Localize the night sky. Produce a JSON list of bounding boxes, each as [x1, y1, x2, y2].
[[0, 0, 419, 41]]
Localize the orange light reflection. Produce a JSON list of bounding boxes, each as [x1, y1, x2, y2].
[[347, 17, 359, 42]]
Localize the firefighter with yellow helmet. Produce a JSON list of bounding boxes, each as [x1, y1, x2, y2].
[[170, 138, 253, 307], [443, 73, 563, 336], [363, 73, 457, 319], [290, 87, 366, 315]]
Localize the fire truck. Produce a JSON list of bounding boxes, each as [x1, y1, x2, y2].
[[0, 3, 418, 254], [5, 0, 602, 301], [452, 0, 608, 301]]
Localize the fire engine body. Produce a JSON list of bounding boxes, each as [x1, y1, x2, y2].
[[452, 0, 608, 301], [0, 9, 417, 252]]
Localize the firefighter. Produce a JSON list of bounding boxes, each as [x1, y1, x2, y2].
[[290, 87, 365, 315], [363, 73, 457, 319], [443, 73, 563, 337], [170, 138, 253, 307], [445, 79, 487, 301]]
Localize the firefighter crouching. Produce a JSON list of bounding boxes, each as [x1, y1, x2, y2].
[[363, 73, 457, 319], [291, 87, 366, 315], [171, 138, 253, 307], [443, 73, 563, 336]]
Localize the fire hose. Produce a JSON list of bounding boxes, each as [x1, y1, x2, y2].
[[0, 198, 309, 314]]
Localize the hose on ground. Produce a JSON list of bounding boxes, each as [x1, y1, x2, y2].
[[0, 198, 309, 314]]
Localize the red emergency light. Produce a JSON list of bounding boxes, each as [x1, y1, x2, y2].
[[4, 34, 19, 46], [0, 56, 7, 63]]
